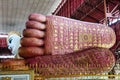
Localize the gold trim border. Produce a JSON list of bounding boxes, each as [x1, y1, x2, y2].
[[0, 70, 34, 80]]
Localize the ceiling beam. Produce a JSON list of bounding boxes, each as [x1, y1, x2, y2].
[[96, 8, 104, 14], [85, 1, 104, 14], [79, 0, 104, 20], [108, 0, 118, 5], [77, 9, 99, 23]]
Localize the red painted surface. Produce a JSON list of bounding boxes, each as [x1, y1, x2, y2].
[[0, 36, 12, 56], [0, 38, 7, 47], [53, 0, 119, 24], [53, 0, 84, 18]]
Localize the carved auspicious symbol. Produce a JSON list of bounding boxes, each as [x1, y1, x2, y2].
[[60, 26, 64, 30], [74, 44, 79, 51], [70, 41, 73, 44], [70, 33, 73, 36], [94, 40, 97, 43], [60, 23, 64, 26], [84, 44, 87, 46], [66, 38, 68, 41], [60, 34, 63, 37], [93, 28, 96, 31], [79, 33, 92, 42], [74, 26, 78, 29], [55, 17, 58, 20], [65, 46, 68, 49], [54, 34, 57, 37], [84, 27, 87, 30], [109, 43, 113, 47], [54, 30, 57, 33], [88, 28, 91, 31], [70, 36, 73, 39], [98, 44, 102, 47], [74, 36, 78, 41], [74, 22, 77, 24], [89, 44, 92, 46], [54, 46, 58, 49], [53, 20, 57, 25], [97, 28, 100, 31], [106, 29, 108, 32], [93, 44, 97, 46], [65, 24, 68, 26], [101, 44, 106, 47], [70, 44, 73, 47], [84, 35, 88, 40], [75, 40, 78, 43], [98, 39, 101, 43], [54, 38, 58, 41], [79, 23, 82, 26], [101, 29, 104, 32]]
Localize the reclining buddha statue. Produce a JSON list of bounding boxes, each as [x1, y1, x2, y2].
[[3, 13, 116, 79]]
